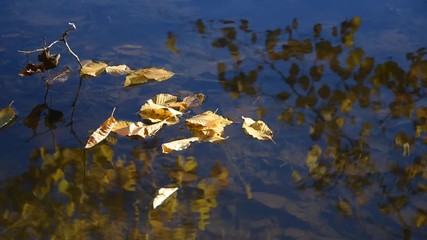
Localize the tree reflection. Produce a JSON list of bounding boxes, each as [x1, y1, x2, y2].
[[0, 144, 228, 239], [194, 17, 427, 238]]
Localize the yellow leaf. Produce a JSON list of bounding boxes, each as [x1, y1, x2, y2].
[[241, 116, 274, 142], [123, 68, 174, 87], [112, 120, 166, 138], [0, 101, 17, 129], [161, 137, 200, 154], [138, 99, 182, 125], [152, 93, 178, 105], [80, 60, 108, 77], [187, 111, 233, 133], [85, 108, 118, 149], [105, 64, 133, 75]]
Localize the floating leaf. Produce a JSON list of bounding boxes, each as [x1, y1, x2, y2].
[[186, 111, 232, 142], [152, 93, 178, 106], [105, 64, 133, 75], [19, 63, 45, 76], [123, 68, 174, 87], [38, 48, 60, 70], [112, 120, 166, 138], [162, 137, 200, 154], [241, 116, 274, 142], [85, 108, 118, 149], [138, 99, 182, 125], [153, 186, 179, 209], [0, 101, 17, 129], [80, 60, 108, 77], [45, 66, 72, 86]]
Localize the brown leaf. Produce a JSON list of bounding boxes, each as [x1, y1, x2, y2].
[[241, 116, 274, 142], [161, 137, 200, 154], [123, 68, 174, 87], [0, 101, 17, 129], [85, 108, 118, 149], [105, 64, 133, 75], [182, 93, 205, 109], [19, 63, 45, 76], [80, 60, 108, 77], [38, 48, 60, 70]]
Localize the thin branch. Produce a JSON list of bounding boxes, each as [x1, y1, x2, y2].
[[17, 23, 82, 68]]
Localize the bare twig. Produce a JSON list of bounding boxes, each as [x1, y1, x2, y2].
[[17, 23, 82, 68]]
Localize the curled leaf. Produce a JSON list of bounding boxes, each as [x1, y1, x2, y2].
[[241, 116, 274, 142], [153, 186, 179, 209], [0, 101, 17, 129], [112, 120, 166, 138], [85, 108, 118, 149], [161, 137, 200, 154], [19, 63, 45, 76], [105, 64, 133, 75], [138, 99, 182, 125], [123, 68, 174, 87], [186, 111, 232, 142], [38, 48, 60, 70], [80, 60, 108, 77]]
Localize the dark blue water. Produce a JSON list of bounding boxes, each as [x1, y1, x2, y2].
[[1, 0, 427, 239]]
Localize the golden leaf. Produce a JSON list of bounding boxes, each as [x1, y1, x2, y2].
[[161, 137, 200, 154], [105, 64, 133, 75], [123, 68, 174, 87], [112, 120, 166, 138], [0, 101, 17, 129], [85, 108, 118, 149], [187, 111, 232, 133], [80, 60, 108, 77], [241, 116, 274, 142], [152, 93, 178, 105], [138, 99, 182, 125]]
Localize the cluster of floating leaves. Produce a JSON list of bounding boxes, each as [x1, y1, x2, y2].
[[84, 92, 274, 154]]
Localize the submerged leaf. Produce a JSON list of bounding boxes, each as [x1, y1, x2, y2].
[[161, 137, 200, 154], [80, 60, 108, 77], [85, 108, 118, 149], [153, 186, 179, 209], [241, 116, 274, 142], [0, 101, 17, 129], [123, 68, 174, 87], [45, 66, 72, 86], [105, 64, 133, 75]]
